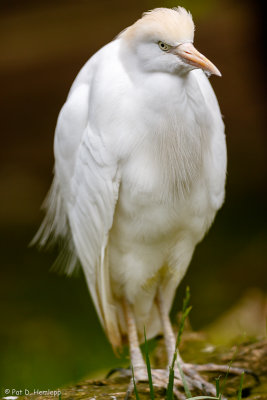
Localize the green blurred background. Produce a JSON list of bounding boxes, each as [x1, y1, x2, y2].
[[0, 0, 266, 393]]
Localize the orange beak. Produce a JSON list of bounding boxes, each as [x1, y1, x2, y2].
[[174, 42, 221, 77]]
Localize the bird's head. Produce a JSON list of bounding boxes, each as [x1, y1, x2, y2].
[[120, 7, 221, 77]]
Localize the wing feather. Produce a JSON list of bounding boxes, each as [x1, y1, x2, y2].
[[34, 56, 122, 348], [67, 128, 121, 349]]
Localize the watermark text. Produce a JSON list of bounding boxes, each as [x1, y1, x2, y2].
[[3, 388, 61, 397]]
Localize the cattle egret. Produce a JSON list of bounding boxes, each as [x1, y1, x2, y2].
[[34, 6, 232, 397]]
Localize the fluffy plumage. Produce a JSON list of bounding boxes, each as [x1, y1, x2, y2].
[[34, 7, 226, 350], [121, 7, 194, 45]]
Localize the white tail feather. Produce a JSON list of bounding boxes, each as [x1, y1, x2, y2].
[[31, 177, 78, 275]]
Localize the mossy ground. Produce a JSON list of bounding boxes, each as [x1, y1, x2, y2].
[[18, 336, 267, 400]]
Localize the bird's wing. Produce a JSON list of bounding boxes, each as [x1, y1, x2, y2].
[[66, 125, 121, 349], [32, 69, 95, 274], [34, 52, 122, 348]]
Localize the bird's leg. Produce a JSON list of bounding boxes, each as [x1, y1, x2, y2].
[[156, 287, 182, 366], [155, 288, 190, 400], [123, 297, 146, 371], [156, 287, 218, 397], [123, 297, 169, 398]]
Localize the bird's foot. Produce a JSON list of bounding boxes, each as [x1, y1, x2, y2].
[[175, 362, 219, 398], [125, 366, 167, 398], [184, 362, 256, 379], [176, 361, 255, 399], [124, 366, 187, 399], [125, 365, 211, 400], [121, 362, 251, 400]]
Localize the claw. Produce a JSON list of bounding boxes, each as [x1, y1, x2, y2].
[[106, 367, 131, 379], [243, 369, 260, 384], [185, 362, 260, 384]]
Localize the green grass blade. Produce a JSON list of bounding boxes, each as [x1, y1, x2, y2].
[[167, 287, 192, 399], [166, 366, 175, 400], [219, 360, 232, 397], [175, 305, 192, 352], [131, 364, 141, 400], [144, 327, 155, 400], [169, 287, 192, 371], [170, 346, 177, 372], [215, 377, 220, 398], [182, 286, 191, 313], [237, 371, 244, 400], [177, 359, 192, 398], [175, 287, 192, 353]]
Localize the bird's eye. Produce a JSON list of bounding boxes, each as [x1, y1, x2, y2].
[[158, 41, 170, 51]]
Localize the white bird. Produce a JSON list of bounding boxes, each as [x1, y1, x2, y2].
[[34, 6, 228, 396]]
